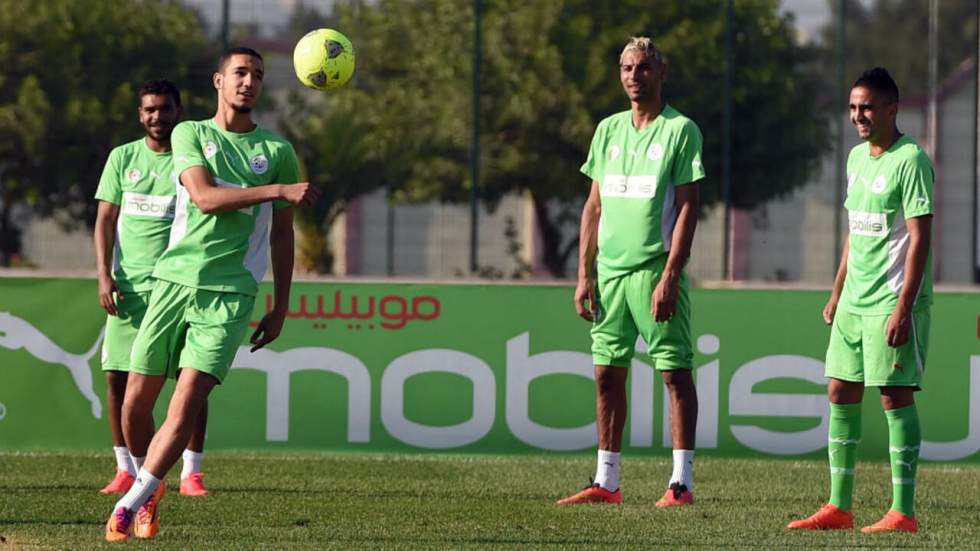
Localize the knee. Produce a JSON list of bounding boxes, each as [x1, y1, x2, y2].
[[662, 370, 694, 394], [595, 369, 625, 396]]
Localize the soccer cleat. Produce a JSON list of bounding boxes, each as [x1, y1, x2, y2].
[[179, 472, 209, 497], [105, 507, 134, 542], [656, 482, 694, 507], [787, 504, 854, 530], [99, 469, 136, 495], [556, 481, 622, 505], [861, 510, 918, 534], [134, 480, 166, 539]]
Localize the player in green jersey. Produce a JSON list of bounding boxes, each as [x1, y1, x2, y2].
[[788, 68, 933, 534], [558, 36, 704, 507], [94, 80, 211, 498], [104, 48, 321, 542]]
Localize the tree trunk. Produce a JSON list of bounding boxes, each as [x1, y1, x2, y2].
[[530, 193, 578, 279]]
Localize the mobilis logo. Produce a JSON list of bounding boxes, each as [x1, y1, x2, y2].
[[122, 192, 176, 219], [229, 332, 980, 460], [848, 211, 887, 237]]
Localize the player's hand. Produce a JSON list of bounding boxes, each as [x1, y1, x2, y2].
[[280, 182, 321, 207], [250, 309, 286, 352], [98, 274, 122, 316], [822, 295, 839, 325], [574, 276, 597, 322], [651, 274, 678, 322], [885, 307, 911, 348]]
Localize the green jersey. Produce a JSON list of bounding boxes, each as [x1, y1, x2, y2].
[[154, 119, 301, 296], [840, 135, 934, 314], [94, 138, 177, 293], [581, 105, 705, 280]]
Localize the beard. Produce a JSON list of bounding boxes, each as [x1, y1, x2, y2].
[[231, 103, 253, 114]]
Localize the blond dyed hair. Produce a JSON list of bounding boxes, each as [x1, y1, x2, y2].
[[619, 36, 663, 65]]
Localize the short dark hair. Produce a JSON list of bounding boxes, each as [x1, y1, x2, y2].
[[138, 79, 182, 108], [218, 47, 263, 71], [853, 67, 899, 104]]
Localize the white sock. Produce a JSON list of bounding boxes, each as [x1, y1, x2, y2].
[[131, 454, 145, 471], [594, 449, 621, 491], [181, 450, 204, 480], [114, 469, 161, 512], [113, 446, 136, 476], [669, 449, 694, 489]]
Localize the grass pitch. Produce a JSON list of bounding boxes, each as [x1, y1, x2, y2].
[[1, 451, 978, 549]]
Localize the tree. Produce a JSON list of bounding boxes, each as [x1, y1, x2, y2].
[[0, 0, 216, 265], [821, 0, 978, 99], [285, 0, 829, 277]]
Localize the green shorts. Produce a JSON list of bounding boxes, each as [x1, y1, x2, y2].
[[825, 308, 930, 388], [129, 279, 255, 384], [591, 268, 693, 370], [101, 290, 152, 372]]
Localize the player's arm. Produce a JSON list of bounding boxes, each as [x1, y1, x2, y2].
[[250, 207, 295, 352], [94, 201, 122, 316], [652, 182, 699, 322], [823, 240, 849, 325], [885, 215, 931, 347], [179, 166, 320, 214], [574, 180, 601, 321]]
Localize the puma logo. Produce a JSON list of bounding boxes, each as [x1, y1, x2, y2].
[[0, 312, 103, 418]]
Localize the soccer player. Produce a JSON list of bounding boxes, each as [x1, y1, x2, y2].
[[104, 47, 321, 541], [558, 36, 703, 507], [788, 67, 933, 534], [94, 80, 211, 498]]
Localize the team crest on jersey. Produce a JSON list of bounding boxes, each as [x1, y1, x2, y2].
[[646, 143, 664, 161], [871, 175, 887, 193], [607, 145, 621, 161], [250, 154, 269, 174], [203, 141, 218, 160], [126, 168, 142, 183]]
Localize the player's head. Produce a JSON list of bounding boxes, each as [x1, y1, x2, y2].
[[214, 47, 264, 114], [619, 36, 667, 104], [849, 67, 900, 141], [138, 80, 182, 142]]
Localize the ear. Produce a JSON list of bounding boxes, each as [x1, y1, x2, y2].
[[660, 61, 669, 83], [213, 72, 222, 90]]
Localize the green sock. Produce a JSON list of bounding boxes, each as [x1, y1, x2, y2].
[[885, 404, 921, 517], [828, 402, 862, 511]]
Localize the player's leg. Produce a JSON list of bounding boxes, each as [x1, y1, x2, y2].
[[631, 268, 697, 506], [100, 370, 136, 493], [121, 286, 253, 539], [557, 275, 633, 505], [861, 310, 929, 534], [789, 309, 864, 530], [99, 290, 151, 494], [180, 398, 209, 496], [105, 281, 190, 541]]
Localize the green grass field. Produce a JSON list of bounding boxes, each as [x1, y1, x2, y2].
[[1, 452, 978, 549]]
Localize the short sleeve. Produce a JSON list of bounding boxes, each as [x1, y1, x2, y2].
[[95, 148, 122, 204], [171, 122, 205, 180], [900, 154, 934, 219], [273, 142, 301, 209], [671, 120, 706, 186], [579, 120, 606, 182]]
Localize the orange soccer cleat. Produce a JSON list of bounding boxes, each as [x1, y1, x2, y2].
[[556, 481, 623, 505], [104, 507, 134, 542], [99, 469, 135, 495], [179, 472, 209, 497], [133, 481, 167, 539], [861, 510, 918, 534], [787, 504, 854, 530], [656, 482, 694, 507]]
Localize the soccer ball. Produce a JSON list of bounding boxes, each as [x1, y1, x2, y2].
[[293, 28, 356, 91]]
